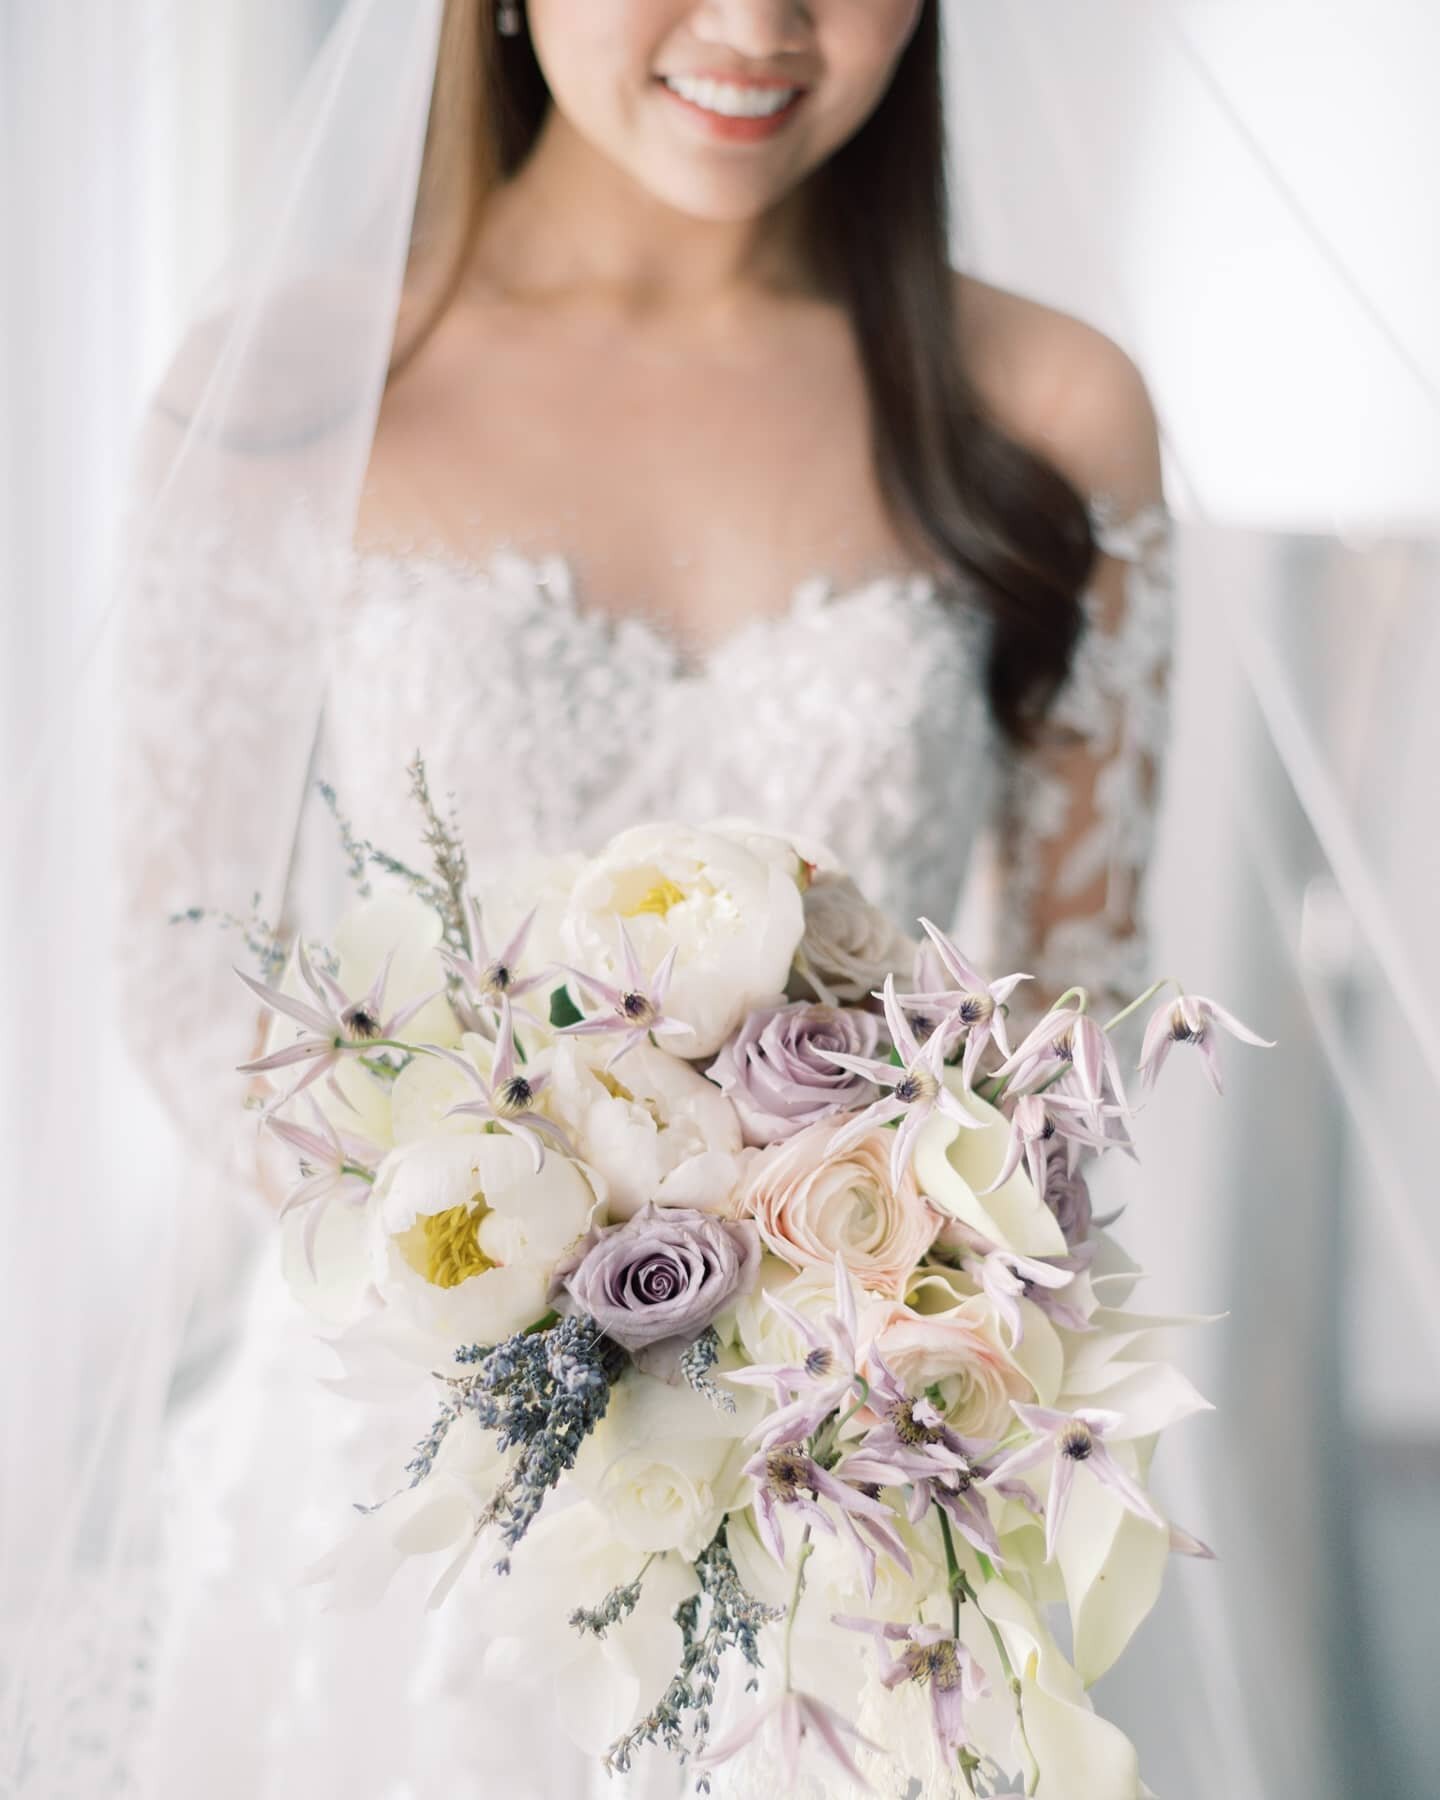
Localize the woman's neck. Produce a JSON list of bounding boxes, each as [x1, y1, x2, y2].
[[467, 103, 820, 326]]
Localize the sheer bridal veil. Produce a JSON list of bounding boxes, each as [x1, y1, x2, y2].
[[2, 2, 1436, 1795]]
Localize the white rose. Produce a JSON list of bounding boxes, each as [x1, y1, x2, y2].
[[369, 1134, 599, 1350], [731, 1258, 844, 1369], [573, 1367, 757, 1559], [547, 1037, 744, 1219], [560, 821, 806, 1060]]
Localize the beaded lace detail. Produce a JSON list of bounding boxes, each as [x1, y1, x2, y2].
[[991, 494, 1176, 1026]]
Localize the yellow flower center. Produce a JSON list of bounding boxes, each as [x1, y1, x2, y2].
[[628, 876, 687, 917], [596, 1070, 636, 1103], [400, 1197, 496, 1288]]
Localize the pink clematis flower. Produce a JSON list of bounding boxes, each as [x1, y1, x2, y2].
[[440, 896, 551, 1032], [744, 1445, 911, 1593], [941, 1219, 1095, 1343], [425, 995, 576, 1172], [837, 1351, 1013, 1563], [266, 1099, 378, 1279], [726, 1257, 862, 1446], [237, 939, 442, 1108], [977, 1090, 1121, 1202], [993, 1004, 1132, 1135], [552, 917, 692, 1072], [692, 1687, 881, 1793], [985, 1402, 1164, 1563], [1138, 991, 1275, 1095], [834, 1615, 989, 1762], [894, 918, 1032, 1085], [818, 973, 984, 1190]]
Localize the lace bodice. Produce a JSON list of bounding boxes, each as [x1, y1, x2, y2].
[[312, 494, 1172, 1027], [319, 546, 993, 932]]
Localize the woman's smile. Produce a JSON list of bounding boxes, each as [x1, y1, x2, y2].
[[655, 72, 809, 142]]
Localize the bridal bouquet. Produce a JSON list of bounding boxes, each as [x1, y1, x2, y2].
[[234, 760, 1270, 1799]]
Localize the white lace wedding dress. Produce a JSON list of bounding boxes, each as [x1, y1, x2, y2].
[[126, 495, 1172, 1800]]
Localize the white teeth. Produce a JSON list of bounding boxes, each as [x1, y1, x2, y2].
[[662, 75, 799, 119]]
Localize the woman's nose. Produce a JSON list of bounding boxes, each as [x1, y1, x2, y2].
[[686, 0, 816, 60]]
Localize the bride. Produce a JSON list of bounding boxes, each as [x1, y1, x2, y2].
[[117, 1, 1172, 1795]]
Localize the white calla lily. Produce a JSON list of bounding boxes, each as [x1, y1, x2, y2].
[[911, 1075, 1067, 1258]]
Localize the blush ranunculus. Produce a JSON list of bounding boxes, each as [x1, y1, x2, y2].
[[741, 1118, 940, 1298], [861, 1294, 1036, 1445]]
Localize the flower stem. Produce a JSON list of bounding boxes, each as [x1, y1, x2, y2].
[[956, 1569, 1040, 1794], [1101, 975, 1179, 1035], [827, 1376, 872, 1443], [357, 1037, 428, 1058], [937, 1506, 964, 1640], [782, 1526, 814, 1692]]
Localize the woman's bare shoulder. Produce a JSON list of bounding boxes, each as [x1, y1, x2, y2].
[[953, 271, 1163, 508]]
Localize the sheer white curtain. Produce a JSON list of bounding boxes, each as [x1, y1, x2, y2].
[[947, 5, 1440, 1795], [0, 5, 343, 1786]]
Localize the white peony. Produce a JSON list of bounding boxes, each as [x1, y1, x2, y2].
[[331, 887, 463, 1050], [560, 821, 806, 1060], [546, 1037, 744, 1219], [368, 1133, 599, 1349]]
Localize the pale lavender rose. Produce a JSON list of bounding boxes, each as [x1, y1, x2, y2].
[[1043, 1141, 1093, 1247], [556, 1203, 760, 1355], [791, 870, 915, 1005], [706, 1002, 882, 1147]]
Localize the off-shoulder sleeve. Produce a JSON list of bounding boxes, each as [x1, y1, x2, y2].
[[988, 494, 1175, 1026]]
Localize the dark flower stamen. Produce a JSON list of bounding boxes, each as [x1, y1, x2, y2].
[[344, 1004, 382, 1039], [902, 1636, 964, 1691], [1060, 1422, 1095, 1462], [890, 1398, 943, 1447]]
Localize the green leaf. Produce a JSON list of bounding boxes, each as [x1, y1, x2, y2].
[[549, 983, 583, 1029]]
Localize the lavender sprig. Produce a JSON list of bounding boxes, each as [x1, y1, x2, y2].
[[570, 1556, 654, 1639], [450, 1314, 626, 1572], [603, 1529, 782, 1789], [172, 890, 289, 982], [680, 1327, 737, 1416], [316, 778, 438, 907], [407, 751, 471, 958]]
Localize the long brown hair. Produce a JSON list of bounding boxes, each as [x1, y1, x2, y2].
[[393, 1, 1094, 743]]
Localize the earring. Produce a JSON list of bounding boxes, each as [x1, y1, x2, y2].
[[498, 1, 521, 35]]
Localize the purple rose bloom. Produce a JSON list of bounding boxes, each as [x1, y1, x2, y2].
[[706, 1001, 882, 1147], [556, 1204, 760, 1355]]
